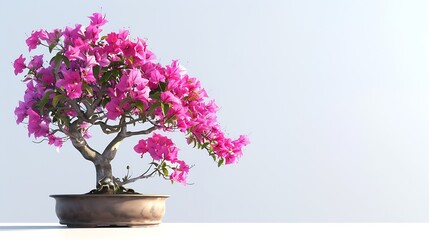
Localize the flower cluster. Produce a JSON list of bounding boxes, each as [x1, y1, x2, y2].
[[134, 133, 188, 184], [13, 13, 249, 185]]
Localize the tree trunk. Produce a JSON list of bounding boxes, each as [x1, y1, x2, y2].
[[94, 159, 113, 186]]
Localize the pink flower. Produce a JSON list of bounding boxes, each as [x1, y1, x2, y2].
[[84, 55, 97, 67], [118, 29, 129, 40], [28, 55, 44, 70], [94, 51, 109, 67], [13, 54, 26, 75], [64, 81, 82, 99], [40, 67, 55, 85], [170, 160, 189, 185], [56, 70, 82, 99], [44, 29, 62, 45], [25, 30, 43, 51], [89, 13, 108, 26], [48, 134, 63, 148], [130, 84, 150, 102], [121, 40, 136, 57], [14, 101, 28, 124], [117, 68, 148, 92], [85, 24, 101, 41], [134, 38, 147, 61], [161, 91, 181, 106], [149, 68, 164, 85], [63, 24, 82, 46], [161, 91, 186, 119], [165, 60, 181, 80], [212, 135, 250, 165], [79, 122, 92, 139], [105, 32, 120, 51], [117, 72, 132, 92], [80, 67, 96, 84], [65, 38, 87, 61], [26, 108, 49, 138], [134, 139, 148, 154], [136, 133, 179, 161], [235, 135, 250, 147], [105, 98, 124, 120], [146, 136, 166, 161]]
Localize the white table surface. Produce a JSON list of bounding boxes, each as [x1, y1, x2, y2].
[[1, 223, 428, 240]]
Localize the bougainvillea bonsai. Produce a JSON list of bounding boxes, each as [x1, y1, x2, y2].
[[13, 13, 249, 194]]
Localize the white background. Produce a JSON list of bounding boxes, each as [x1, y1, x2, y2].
[[2, 0, 429, 222]]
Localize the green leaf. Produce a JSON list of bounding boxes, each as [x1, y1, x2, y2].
[[58, 115, 70, 127], [99, 69, 122, 84], [49, 55, 56, 66], [161, 103, 170, 116], [53, 53, 62, 67], [52, 94, 65, 107], [160, 162, 169, 176], [61, 55, 70, 68], [188, 137, 195, 146], [162, 167, 169, 176], [149, 90, 161, 100], [92, 65, 100, 80], [100, 71, 113, 83], [119, 97, 132, 108], [202, 142, 210, 149], [82, 83, 93, 95], [159, 81, 167, 91], [37, 90, 54, 114], [101, 97, 110, 108], [134, 100, 145, 113], [147, 102, 160, 117], [108, 60, 124, 68], [48, 42, 57, 53], [217, 158, 224, 167]]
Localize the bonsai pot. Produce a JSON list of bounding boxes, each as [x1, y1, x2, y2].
[[50, 194, 169, 227]]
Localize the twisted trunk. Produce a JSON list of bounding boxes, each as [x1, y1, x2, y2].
[[94, 158, 113, 184], [68, 121, 115, 188], [66, 116, 158, 191]]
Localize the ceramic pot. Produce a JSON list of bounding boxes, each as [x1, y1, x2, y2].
[[50, 194, 169, 227]]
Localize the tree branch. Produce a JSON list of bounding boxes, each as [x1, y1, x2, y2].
[[101, 116, 127, 161], [120, 169, 157, 186], [93, 116, 144, 135], [68, 121, 101, 162], [101, 116, 158, 162], [68, 100, 86, 120], [125, 125, 158, 137], [94, 121, 121, 134]]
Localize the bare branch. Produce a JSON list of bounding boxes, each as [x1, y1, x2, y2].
[[101, 116, 127, 161], [125, 117, 145, 126], [81, 99, 94, 118], [125, 126, 158, 137], [120, 169, 157, 185], [68, 100, 86, 120], [93, 121, 121, 134], [68, 121, 101, 162], [93, 115, 144, 135]]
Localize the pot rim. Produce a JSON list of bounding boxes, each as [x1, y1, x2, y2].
[[49, 194, 170, 198]]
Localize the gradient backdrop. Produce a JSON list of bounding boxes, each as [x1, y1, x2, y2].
[[2, 0, 429, 222]]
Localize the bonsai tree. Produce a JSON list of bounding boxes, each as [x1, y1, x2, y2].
[[13, 13, 249, 193]]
